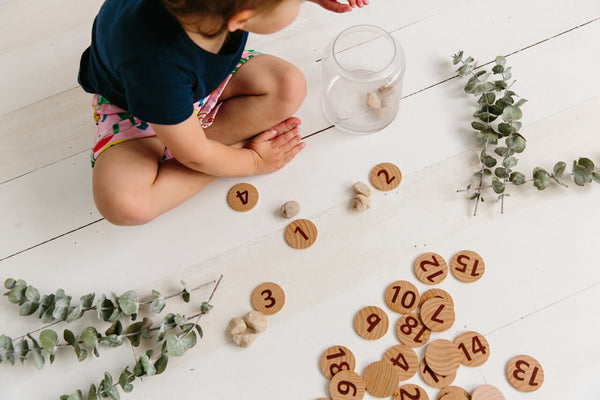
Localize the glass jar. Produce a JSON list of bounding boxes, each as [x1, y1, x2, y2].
[[321, 25, 406, 134]]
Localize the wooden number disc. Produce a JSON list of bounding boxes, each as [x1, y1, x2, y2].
[[419, 359, 456, 389], [395, 313, 431, 347], [471, 384, 505, 400], [354, 306, 389, 340], [363, 360, 401, 398], [394, 384, 429, 400], [329, 370, 366, 400], [420, 288, 454, 308], [420, 298, 455, 332], [424, 339, 462, 376], [454, 331, 490, 367], [437, 386, 470, 400], [320, 345, 356, 379], [506, 355, 544, 392], [251, 282, 285, 315], [450, 250, 485, 283], [383, 344, 419, 380], [227, 183, 259, 211], [385, 280, 420, 314], [285, 219, 317, 249], [414, 253, 448, 285], [370, 162, 402, 191]]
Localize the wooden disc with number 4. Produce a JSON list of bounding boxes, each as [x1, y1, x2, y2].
[[383, 344, 419, 380], [450, 250, 485, 283], [320, 345, 356, 379], [506, 355, 544, 392], [227, 183, 259, 211], [330, 370, 365, 400], [414, 253, 448, 285], [285, 219, 317, 249], [251, 282, 285, 315], [454, 331, 490, 367], [370, 162, 402, 191]]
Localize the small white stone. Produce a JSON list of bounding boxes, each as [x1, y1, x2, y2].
[[366, 91, 382, 109], [227, 317, 247, 335], [232, 332, 259, 348], [352, 194, 371, 212], [280, 201, 301, 219], [243, 311, 267, 333], [353, 181, 372, 197]]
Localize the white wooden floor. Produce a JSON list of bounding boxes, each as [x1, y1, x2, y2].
[[1, 0, 600, 399]]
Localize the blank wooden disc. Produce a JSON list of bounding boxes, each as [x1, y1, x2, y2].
[[439, 394, 469, 400], [454, 331, 490, 367], [420, 297, 455, 332], [419, 359, 456, 389], [227, 183, 259, 211], [471, 384, 505, 400], [370, 162, 402, 191], [329, 370, 366, 400], [420, 288, 454, 308], [320, 345, 356, 379], [394, 384, 429, 400], [450, 250, 485, 283], [385, 280, 420, 314], [424, 339, 462, 376], [363, 360, 401, 398], [354, 306, 389, 340], [395, 313, 431, 347], [506, 355, 544, 392], [437, 386, 470, 400], [251, 282, 285, 315], [414, 253, 448, 285], [383, 344, 419, 380], [285, 219, 317, 249]]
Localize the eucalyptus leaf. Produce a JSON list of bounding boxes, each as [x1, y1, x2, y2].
[[32, 346, 45, 370], [165, 334, 186, 356], [578, 157, 595, 171], [509, 172, 526, 185], [52, 293, 72, 321], [483, 155, 497, 168], [80, 327, 99, 349], [118, 291, 139, 316], [181, 331, 197, 350], [98, 334, 123, 348], [0, 335, 13, 363], [494, 167, 509, 179], [533, 168, 551, 190], [80, 293, 95, 309], [39, 294, 56, 322], [14, 339, 29, 363], [19, 301, 40, 316], [24, 286, 40, 302], [195, 324, 204, 338], [105, 320, 123, 337], [503, 156, 518, 169], [88, 384, 98, 400], [66, 305, 84, 323], [491, 177, 505, 194], [7, 285, 26, 304], [39, 329, 58, 355], [154, 355, 169, 374], [150, 290, 165, 313], [180, 280, 191, 303], [4, 278, 16, 289], [471, 121, 487, 131], [506, 134, 526, 153], [573, 162, 592, 186], [125, 322, 144, 347], [592, 172, 600, 184], [140, 354, 156, 376], [553, 161, 567, 178]]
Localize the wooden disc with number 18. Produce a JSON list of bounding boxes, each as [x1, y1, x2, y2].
[[320, 345, 356, 379]]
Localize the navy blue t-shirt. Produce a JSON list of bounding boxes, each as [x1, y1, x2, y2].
[[78, 0, 248, 125]]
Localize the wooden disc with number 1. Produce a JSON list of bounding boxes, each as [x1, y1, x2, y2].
[[227, 183, 259, 211], [370, 162, 402, 191], [251, 282, 285, 315], [285, 219, 317, 249]]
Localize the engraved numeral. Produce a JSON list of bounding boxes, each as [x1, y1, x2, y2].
[[398, 387, 421, 400], [390, 352, 409, 371], [377, 169, 396, 184], [236, 190, 249, 205], [337, 381, 357, 396], [391, 286, 416, 309], [330, 362, 350, 377], [366, 313, 382, 333], [260, 289, 276, 308], [430, 304, 445, 324], [420, 256, 443, 282], [326, 348, 346, 360], [294, 227, 309, 240]]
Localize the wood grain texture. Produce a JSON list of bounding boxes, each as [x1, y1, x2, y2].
[[383, 344, 419, 380], [395, 312, 431, 347], [284, 219, 318, 249], [320, 345, 356, 379], [362, 360, 401, 398], [453, 331, 490, 367], [419, 359, 456, 389], [437, 386, 470, 400], [385, 280, 420, 314], [370, 162, 402, 191], [420, 298, 455, 332], [424, 339, 462, 376], [251, 282, 285, 315], [354, 306, 389, 340], [471, 385, 505, 400], [506, 355, 544, 392], [394, 384, 430, 400], [227, 183, 259, 212], [450, 250, 485, 283], [419, 288, 454, 308], [329, 370, 366, 400], [414, 252, 449, 285]]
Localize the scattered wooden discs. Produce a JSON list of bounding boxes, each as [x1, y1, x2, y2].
[[395, 313, 431, 347], [354, 306, 389, 340], [329, 370, 365, 400], [471, 384, 504, 400], [320, 345, 356, 379], [363, 360, 401, 398], [419, 288, 454, 308], [394, 384, 429, 400], [251, 282, 285, 315], [454, 331, 490, 367], [414, 253, 448, 285], [227, 183, 259, 211], [383, 344, 419, 380], [506, 355, 544, 392], [285, 219, 318, 249], [420, 297, 455, 332], [450, 250, 485, 283], [419, 359, 456, 389], [437, 386, 470, 400], [370, 162, 402, 191], [385, 280, 420, 314], [425, 339, 462, 376]]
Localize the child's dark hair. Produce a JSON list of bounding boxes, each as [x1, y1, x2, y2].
[[162, 0, 284, 37]]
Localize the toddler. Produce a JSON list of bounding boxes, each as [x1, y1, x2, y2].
[[79, 0, 368, 225]]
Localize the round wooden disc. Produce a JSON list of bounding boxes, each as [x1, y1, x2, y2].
[[383, 344, 419, 380], [284, 219, 318, 249], [227, 183, 259, 212], [506, 355, 544, 392], [385, 280, 420, 314], [394, 384, 429, 400], [424, 339, 462, 376], [370, 162, 402, 191], [251, 282, 285, 315], [420, 288, 454, 308], [437, 386, 470, 400], [414, 253, 448, 285], [395, 313, 431, 347], [454, 331, 490, 367], [363, 360, 400, 398], [329, 370, 366, 400], [419, 359, 456, 389], [354, 306, 389, 340], [320, 345, 356, 379], [439, 395, 469, 400], [420, 298, 455, 332], [450, 250, 485, 283], [471, 384, 505, 400]]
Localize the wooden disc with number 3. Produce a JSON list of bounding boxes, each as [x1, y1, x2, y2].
[[285, 219, 317, 249], [227, 183, 259, 211], [251, 282, 285, 315], [370, 162, 402, 191]]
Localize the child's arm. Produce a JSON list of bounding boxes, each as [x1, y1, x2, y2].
[[151, 114, 304, 177]]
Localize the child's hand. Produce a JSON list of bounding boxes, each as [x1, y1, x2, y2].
[[246, 118, 305, 174], [308, 0, 369, 13]]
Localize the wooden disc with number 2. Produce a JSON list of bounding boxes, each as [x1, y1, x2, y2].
[[285, 219, 318, 249], [370, 162, 402, 191], [227, 183, 259, 211], [251, 282, 285, 315]]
